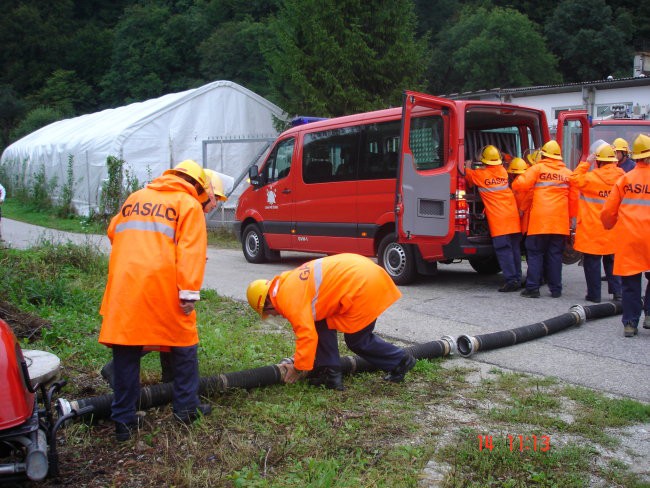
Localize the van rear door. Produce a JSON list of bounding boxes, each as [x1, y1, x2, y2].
[[557, 110, 590, 170], [397, 91, 456, 243]]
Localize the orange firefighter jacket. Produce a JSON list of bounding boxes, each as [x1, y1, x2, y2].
[[268, 253, 401, 371], [512, 158, 578, 236], [465, 165, 521, 237], [99, 175, 208, 347], [512, 175, 532, 235], [569, 162, 624, 255], [601, 163, 650, 276]]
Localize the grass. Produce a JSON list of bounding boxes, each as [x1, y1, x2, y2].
[[3, 198, 241, 247], [1, 203, 649, 487], [1, 243, 649, 487]]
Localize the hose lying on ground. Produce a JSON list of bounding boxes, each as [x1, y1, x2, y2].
[[60, 302, 623, 421], [58, 336, 458, 422], [456, 301, 622, 357]]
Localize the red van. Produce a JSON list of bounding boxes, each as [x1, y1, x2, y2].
[[235, 91, 550, 284]]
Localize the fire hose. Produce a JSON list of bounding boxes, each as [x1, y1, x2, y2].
[[58, 302, 621, 422]]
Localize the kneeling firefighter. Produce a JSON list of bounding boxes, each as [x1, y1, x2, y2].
[[246, 253, 417, 390]]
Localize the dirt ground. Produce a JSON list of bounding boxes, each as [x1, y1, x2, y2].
[[0, 299, 50, 340]]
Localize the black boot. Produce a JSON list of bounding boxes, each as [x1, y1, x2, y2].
[[383, 354, 417, 383], [308, 366, 345, 391]]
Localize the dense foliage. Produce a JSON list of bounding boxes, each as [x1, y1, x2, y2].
[[0, 0, 647, 150]]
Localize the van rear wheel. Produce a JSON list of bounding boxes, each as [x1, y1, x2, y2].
[[468, 255, 501, 274], [242, 223, 278, 263], [378, 233, 417, 285]]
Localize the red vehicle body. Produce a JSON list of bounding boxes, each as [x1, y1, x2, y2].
[[0, 319, 34, 431], [557, 109, 650, 170], [235, 91, 550, 284]]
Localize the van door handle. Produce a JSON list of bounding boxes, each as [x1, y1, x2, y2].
[[282, 188, 291, 194]]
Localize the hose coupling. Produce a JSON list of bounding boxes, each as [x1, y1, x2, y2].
[[456, 335, 479, 358], [440, 335, 458, 356], [568, 304, 587, 325]]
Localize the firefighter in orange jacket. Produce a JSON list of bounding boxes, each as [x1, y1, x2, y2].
[[465, 146, 522, 292], [508, 157, 532, 236], [246, 253, 416, 390], [570, 143, 624, 303], [601, 134, 650, 337], [512, 140, 579, 298], [99, 160, 215, 441]]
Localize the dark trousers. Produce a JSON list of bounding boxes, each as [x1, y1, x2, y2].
[[314, 319, 405, 372], [621, 272, 650, 327], [583, 253, 621, 302], [111, 344, 200, 424], [525, 234, 565, 294], [493, 233, 522, 284]]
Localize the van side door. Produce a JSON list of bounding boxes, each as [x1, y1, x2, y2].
[[557, 110, 589, 170], [397, 91, 456, 242]]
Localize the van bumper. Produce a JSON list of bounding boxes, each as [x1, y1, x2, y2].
[[442, 232, 494, 258]]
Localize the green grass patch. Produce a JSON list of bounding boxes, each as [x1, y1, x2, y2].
[[2, 243, 649, 487], [3, 198, 107, 234]]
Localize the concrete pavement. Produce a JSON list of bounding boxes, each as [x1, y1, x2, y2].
[[3, 218, 649, 402]]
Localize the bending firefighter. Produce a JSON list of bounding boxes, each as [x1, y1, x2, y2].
[[465, 145, 522, 292], [98, 160, 217, 441], [246, 253, 417, 390]]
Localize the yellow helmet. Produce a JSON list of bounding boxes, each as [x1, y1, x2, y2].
[[164, 160, 209, 190], [507, 157, 529, 174], [631, 134, 650, 160], [613, 138, 629, 153], [480, 145, 502, 165], [525, 149, 540, 165], [594, 143, 617, 163], [247, 279, 272, 318], [204, 169, 228, 202], [540, 140, 563, 160]]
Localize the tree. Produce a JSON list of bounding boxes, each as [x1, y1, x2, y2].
[[544, 0, 632, 82], [10, 106, 66, 142], [29, 69, 95, 116], [264, 0, 429, 117], [0, 85, 26, 150], [100, 2, 211, 106], [428, 6, 561, 94], [199, 19, 274, 98]]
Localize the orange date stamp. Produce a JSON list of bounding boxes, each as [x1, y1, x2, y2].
[[477, 434, 551, 452]]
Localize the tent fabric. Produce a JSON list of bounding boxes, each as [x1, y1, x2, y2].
[[0, 80, 284, 215]]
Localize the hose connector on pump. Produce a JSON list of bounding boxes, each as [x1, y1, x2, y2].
[[568, 304, 587, 326], [440, 335, 458, 356], [456, 335, 479, 358]]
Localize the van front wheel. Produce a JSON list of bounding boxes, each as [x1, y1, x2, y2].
[[242, 223, 276, 263], [378, 234, 417, 285]]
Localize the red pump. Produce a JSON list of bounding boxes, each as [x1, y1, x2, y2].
[[0, 318, 35, 430], [0, 318, 93, 482]]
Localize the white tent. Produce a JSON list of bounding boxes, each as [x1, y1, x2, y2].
[[0, 80, 284, 217]]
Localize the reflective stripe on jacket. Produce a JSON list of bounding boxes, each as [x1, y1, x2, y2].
[[570, 162, 624, 255], [465, 165, 521, 237], [601, 164, 650, 276], [512, 158, 578, 236], [99, 174, 207, 347], [269, 253, 401, 371]]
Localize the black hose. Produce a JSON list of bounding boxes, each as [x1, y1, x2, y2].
[[64, 338, 456, 422], [456, 302, 622, 357]]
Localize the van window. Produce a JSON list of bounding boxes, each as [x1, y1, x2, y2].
[[409, 116, 444, 171], [465, 127, 525, 162], [263, 138, 294, 182], [358, 121, 401, 180], [303, 127, 360, 183]]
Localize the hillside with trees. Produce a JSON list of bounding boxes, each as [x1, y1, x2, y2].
[[0, 0, 647, 151]]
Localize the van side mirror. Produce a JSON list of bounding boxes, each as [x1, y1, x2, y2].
[[248, 166, 262, 188]]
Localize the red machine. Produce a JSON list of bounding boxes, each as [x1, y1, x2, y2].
[[0, 318, 92, 482]]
